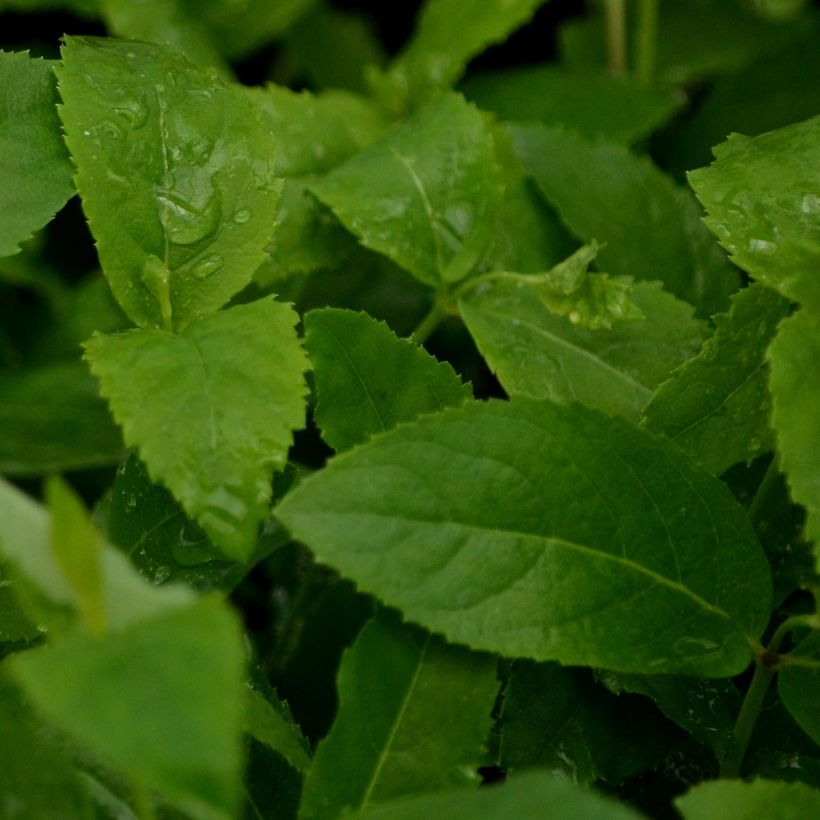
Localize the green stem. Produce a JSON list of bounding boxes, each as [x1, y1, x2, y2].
[[635, 0, 659, 85], [604, 0, 628, 75], [412, 298, 449, 344]]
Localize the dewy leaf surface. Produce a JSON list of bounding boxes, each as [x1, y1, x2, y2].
[[310, 92, 500, 288], [12, 597, 244, 820], [643, 284, 790, 476], [0, 50, 74, 257], [299, 611, 498, 819], [305, 308, 471, 451], [676, 779, 820, 820], [689, 115, 820, 311], [278, 398, 771, 676], [57, 37, 281, 330], [767, 310, 820, 550], [509, 123, 739, 316], [459, 280, 705, 421], [85, 297, 307, 559], [359, 770, 643, 820], [779, 629, 820, 745], [372, 0, 552, 111]]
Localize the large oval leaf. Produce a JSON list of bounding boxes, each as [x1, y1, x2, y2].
[[278, 398, 771, 676]]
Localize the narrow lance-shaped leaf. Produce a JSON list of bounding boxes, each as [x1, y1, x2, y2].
[[689, 115, 820, 312], [779, 629, 820, 745], [767, 309, 820, 550], [509, 123, 739, 316], [57, 37, 281, 330], [278, 398, 772, 676], [0, 50, 74, 257], [304, 308, 471, 452], [244, 686, 312, 776], [86, 297, 307, 560], [299, 611, 498, 819], [643, 284, 791, 476], [310, 92, 500, 288], [459, 279, 705, 421], [676, 779, 820, 820]]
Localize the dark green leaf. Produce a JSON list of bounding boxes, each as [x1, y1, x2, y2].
[[643, 284, 790, 476], [305, 308, 471, 451], [780, 629, 820, 745], [278, 397, 771, 675], [244, 686, 311, 775], [299, 611, 498, 818]]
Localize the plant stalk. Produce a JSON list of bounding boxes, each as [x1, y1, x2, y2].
[[604, 0, 628, 75], [635, 0, 659, 85], [412, 298, 449, 344]]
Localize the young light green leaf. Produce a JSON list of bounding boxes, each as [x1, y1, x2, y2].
[[310, 92, 500, 288], [299, 611, 498, 819], [0, 50, 74, 257], [57, 37, 281, 330], [244, 686, 312, 775], [643, 284, 791, 476], [500, 661, 678, 785], [12, 597, 244, 820], [459, 279, 705, 421], [305, 308, 471, 451], [278, 398, 771, 676], [0, 360, 124, 475], [370, 0, 551, 112], [510, 123, 739, 316], [676, 779, 820, 820], [767, 310, 820, 550], [689, 115, 820, 311], [359, 770, 643, 820], [779, 630, 820, 745], [463, 66, 681, 145], [85, 297, 307, 560]]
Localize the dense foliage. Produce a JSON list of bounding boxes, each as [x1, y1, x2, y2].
[[1, 1, 819, 818]]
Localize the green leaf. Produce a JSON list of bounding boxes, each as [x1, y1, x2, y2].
[[767, 310, 820, 550], [310, 92, 500, 288], [370, 0, 551, 112], [643, 284, 791, 476], [0, 564, 38, 647], [57, 37, 281, 330], [0, 360, 124, 476], [459, 279, 705, 421], [85, 297, 307, 559], [0, 50, 74, 257], [12, 597, 244, 820], [689, 116, 820, 311], [779, 630, 820, 745], [305, 308, 471, 451], [244, 686, 312, 775], [277, 398, 771, 676], [510, 123, 739, 316], [500, 661, 678, 785], [463, 66, 681, 145], [676, 779, 820, 820], [359, 770, 643, 820], [299, 611, 498, 819]]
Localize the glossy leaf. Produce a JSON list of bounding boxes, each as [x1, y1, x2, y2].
[[689, 115, 820, 311], [86, 297, 307, 559], [459, 279, 704, 420], [12, 597, 244, 820], [0, 50, 74, 257], [779, 630, 820, 745], [278, 398, 771, 675], [310, 92, 500, 288], [643, 284, 790, 475], [360, 770, 643, 820], [299, 611, 498, 819], [510, 123, 739, 316], [57, 37, 281, 330], [0, 360, 124, 476], [767, 310, 820, 549], [371, 0, 551, 112], [305, 308, 471, 451], [676, 779, 820, 820], [463, 66, 681, 145]]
